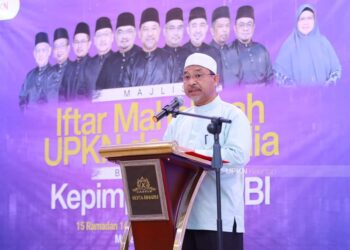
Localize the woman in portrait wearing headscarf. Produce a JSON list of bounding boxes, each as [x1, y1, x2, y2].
[[274, 3, 341, 86]]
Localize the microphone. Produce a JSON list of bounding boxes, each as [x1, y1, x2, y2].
[[152, 96, 184, 122]]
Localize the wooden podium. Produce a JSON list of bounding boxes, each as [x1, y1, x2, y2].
[[99, 141, 212, 250]]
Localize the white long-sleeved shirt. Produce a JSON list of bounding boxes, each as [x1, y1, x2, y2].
[[163, 95, 251, 232]]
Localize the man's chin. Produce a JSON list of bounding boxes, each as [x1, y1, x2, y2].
[[143, 46, 157, 52], [191, 40, 203, 47], [170, 40, 180, 46], [220, 36, 229, 43], [237, 38, 248, 44], [119, 45, 129, 51]]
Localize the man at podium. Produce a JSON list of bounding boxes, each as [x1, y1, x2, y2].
[[163, 53, 252, 250]]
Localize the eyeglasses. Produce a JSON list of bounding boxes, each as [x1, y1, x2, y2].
[[166, 25, 184, 31], [237, 22, 254, 29], [54, 44, 68, 50], [116, 29, 135, 35], [183, 72, 215, 82], [74, 40, 89, 45], [95, 31, 112, 38]]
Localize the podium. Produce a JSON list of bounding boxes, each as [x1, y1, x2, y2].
[[99, 141, 212, 250]]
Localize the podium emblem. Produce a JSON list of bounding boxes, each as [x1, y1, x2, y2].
[[132, 176, 156, 193], [120, 159, 169, 221]]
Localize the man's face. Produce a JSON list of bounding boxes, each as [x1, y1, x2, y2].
[[164, 19, 184, 48], [94, 28, 114, 55], [139, 21, 160, 52], [211, 17, 231, 46], [73, 33, 91, 58], [34, 42, 51, 68], [53, 38, 70, 64], [187, 18, 208, 47], [297, 10, 315, 35], [234, 17, 255, 44], [183, 65, 218, 106], [115, 25, 136, 52]]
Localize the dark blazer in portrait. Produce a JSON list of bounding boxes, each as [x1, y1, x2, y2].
[[123, 48, 175, 86], [83, 50, 113, 97], [47, 60, 73, 102], [96, 45, 142, 89], [59, 55, 91, 101], [231, 40, 274, 84], [163, 45, 192, 83], [18, 64, 52, 109], [210, 40, 242, 86]]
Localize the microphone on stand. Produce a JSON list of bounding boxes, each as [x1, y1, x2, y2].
[[152, 96, 184, 122]]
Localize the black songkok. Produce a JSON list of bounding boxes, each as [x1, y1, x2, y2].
[[95, 17, 112, 32], [74, 22, 90, 36], [212, 6, 230, 23], [140, 7, 159, 27], [54, 28, 69, 41], [189, 7, 207, 22], [236, 5, 255, 20], [35, 32, 49, 45], [166, 7, 183, 23], [116, 12, 135, 28]]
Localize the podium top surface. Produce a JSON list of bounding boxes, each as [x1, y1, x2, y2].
[[99, 141, 177, 158], [99, 141, 213, 168]]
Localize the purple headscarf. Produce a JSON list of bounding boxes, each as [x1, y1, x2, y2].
[[274, 3, 341, 85]]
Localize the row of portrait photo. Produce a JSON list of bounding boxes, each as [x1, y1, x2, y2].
[[19, 3, 342, 109]]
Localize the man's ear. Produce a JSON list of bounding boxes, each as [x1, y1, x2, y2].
[[214, 74, 220, 85]]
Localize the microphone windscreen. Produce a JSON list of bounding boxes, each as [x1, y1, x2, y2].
[[174, 96, 184, 106]]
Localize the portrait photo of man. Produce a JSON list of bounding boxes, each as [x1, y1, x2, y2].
[[123, 7, 174, 86], [96, 12, 141, 89], [18, 32, 52, 110]]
